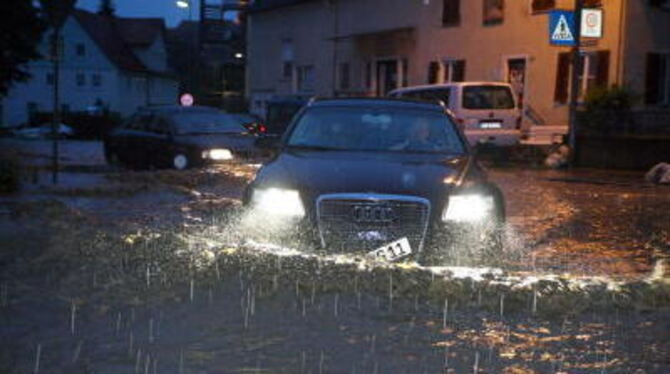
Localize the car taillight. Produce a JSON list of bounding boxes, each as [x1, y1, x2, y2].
[[258, 124, 267, 133]]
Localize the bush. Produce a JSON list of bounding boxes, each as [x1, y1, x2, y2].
[[0, 150, 21, 194], [580, 85, 637, 134]]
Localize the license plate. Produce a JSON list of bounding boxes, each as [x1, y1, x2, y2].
[[480, 121, 502, 129], [368, 237, 412, 262]]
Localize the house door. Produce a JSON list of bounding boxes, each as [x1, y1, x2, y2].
[[506, 58, 527, 109], [376, 60, 398, 96]]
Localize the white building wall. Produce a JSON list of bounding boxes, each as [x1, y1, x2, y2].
[[2, 16, 117, 126]]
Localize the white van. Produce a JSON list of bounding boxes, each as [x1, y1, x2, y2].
[[388, 82, 521, 146]]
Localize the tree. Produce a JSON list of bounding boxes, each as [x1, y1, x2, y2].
[[0, 0, 45, 95], [98, 0, 116, 16]]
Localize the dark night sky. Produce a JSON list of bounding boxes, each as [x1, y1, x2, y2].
[[76, 0, 201, 27]]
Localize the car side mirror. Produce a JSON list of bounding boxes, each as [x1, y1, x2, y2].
[[255, 136, 281, 150]]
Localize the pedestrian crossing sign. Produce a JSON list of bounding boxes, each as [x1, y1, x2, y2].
[[549, 10, 577, 46]]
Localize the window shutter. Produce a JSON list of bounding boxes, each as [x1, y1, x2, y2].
[[442, 0, 460, 26], [595, 50, 610, 88], [645, 53, 662, 105], [532, 0, 555, 12], [452, 60, 466, 82], [554, 52, 571, 104], [428, 61, 440, 84]]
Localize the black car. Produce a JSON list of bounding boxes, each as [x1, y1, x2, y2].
[[243, 98, 505, 264], [104, 106, 260, 170]]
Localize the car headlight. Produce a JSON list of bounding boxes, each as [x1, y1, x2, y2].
[[442, 194, 495, 223], [251, 188, 305, 217], [202, 149, 234, 160]]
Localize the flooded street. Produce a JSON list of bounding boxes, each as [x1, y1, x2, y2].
[[0, 140, 668, 373]]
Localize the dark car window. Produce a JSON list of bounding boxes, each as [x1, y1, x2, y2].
[[266, 103, 303, 134], [148, 116, 171, 135], [462, 85, 515, 110], [402, 88, 451, 106], [125, 112, 153, 130], [172, 113, 246, 135], [287, 107, 465, 154]]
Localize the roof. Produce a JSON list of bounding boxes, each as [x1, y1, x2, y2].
[[308, 98, 446, 112], [248, 0, 317, 13], [72, 9, 167, 74], [115, 17, 165, 47]]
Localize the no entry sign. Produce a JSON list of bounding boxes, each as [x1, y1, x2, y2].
[[180, 93, 194, 107], [581, 9, 603, 38]]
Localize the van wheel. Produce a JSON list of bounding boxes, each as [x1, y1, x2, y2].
[[173, 153, 189, 170]]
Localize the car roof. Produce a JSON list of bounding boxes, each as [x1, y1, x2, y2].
[[389, 81, 513, 94], [307, 97, 446, 112]]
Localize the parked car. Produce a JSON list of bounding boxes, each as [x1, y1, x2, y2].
[[243, 98, 505, 264], [388, 82, 521, 146], [13, 123, 74, 139], [264, 96, 310, 136], [104, 106, 260, 170]]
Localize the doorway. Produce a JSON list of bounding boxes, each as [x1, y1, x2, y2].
[[506, 58, 527, 110]]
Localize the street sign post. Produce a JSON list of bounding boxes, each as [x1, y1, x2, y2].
[[549, 10, 577, 46], [581, 9, 603, 38]]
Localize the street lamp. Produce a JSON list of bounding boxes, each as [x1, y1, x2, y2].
[[176, 0, 190, 8], [175, 0, 195, 96]]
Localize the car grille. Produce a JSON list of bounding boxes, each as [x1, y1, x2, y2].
[[316, 194, 431, 253]]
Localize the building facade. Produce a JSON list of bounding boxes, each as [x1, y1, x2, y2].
[[246, 0, 670, 126], [0, 9, 178, 127]]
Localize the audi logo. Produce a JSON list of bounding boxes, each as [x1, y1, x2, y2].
[[352, 205, 396, 223]]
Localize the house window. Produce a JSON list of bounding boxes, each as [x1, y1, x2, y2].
[[442, 0, 460, 26], [553, 50, 609, 104], [46, 73, 54, 86], [646, 53, 670, 105], [27, 102, 38, 120], [92, 73, 102, 87], [281, 40, 294, 80], [76, 73, 86, 87], [339, 63, 350, 91], [531, 0, 555, 13], [483, 0, 504, 25], [76, 43, 86, 57], [578, 51, 609, 100], [444, 60, 466, 82], [297, 65, 315, 92]]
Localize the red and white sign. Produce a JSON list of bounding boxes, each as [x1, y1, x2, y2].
[[179, 93, 194, 107], [581, 9, 603, 38]]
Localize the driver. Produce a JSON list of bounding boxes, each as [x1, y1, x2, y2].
[[391, 118, 438, 151]]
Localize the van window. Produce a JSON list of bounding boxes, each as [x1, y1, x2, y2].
[[462, 85, 515, 110], [403, 89, 450, 106]]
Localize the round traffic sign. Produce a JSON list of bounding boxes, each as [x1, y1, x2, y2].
[[180, 93, 194, 107]]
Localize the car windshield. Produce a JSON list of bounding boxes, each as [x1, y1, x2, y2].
[[462, 85, 515, 110], [172, 113, 246, 135], [287, 107, 465, 154]]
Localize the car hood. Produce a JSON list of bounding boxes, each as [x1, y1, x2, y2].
[[254, 149, 470, 204], [175, 133, 255, 150]]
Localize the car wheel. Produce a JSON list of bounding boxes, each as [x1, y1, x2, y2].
[[173, 153, 189, 170]]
